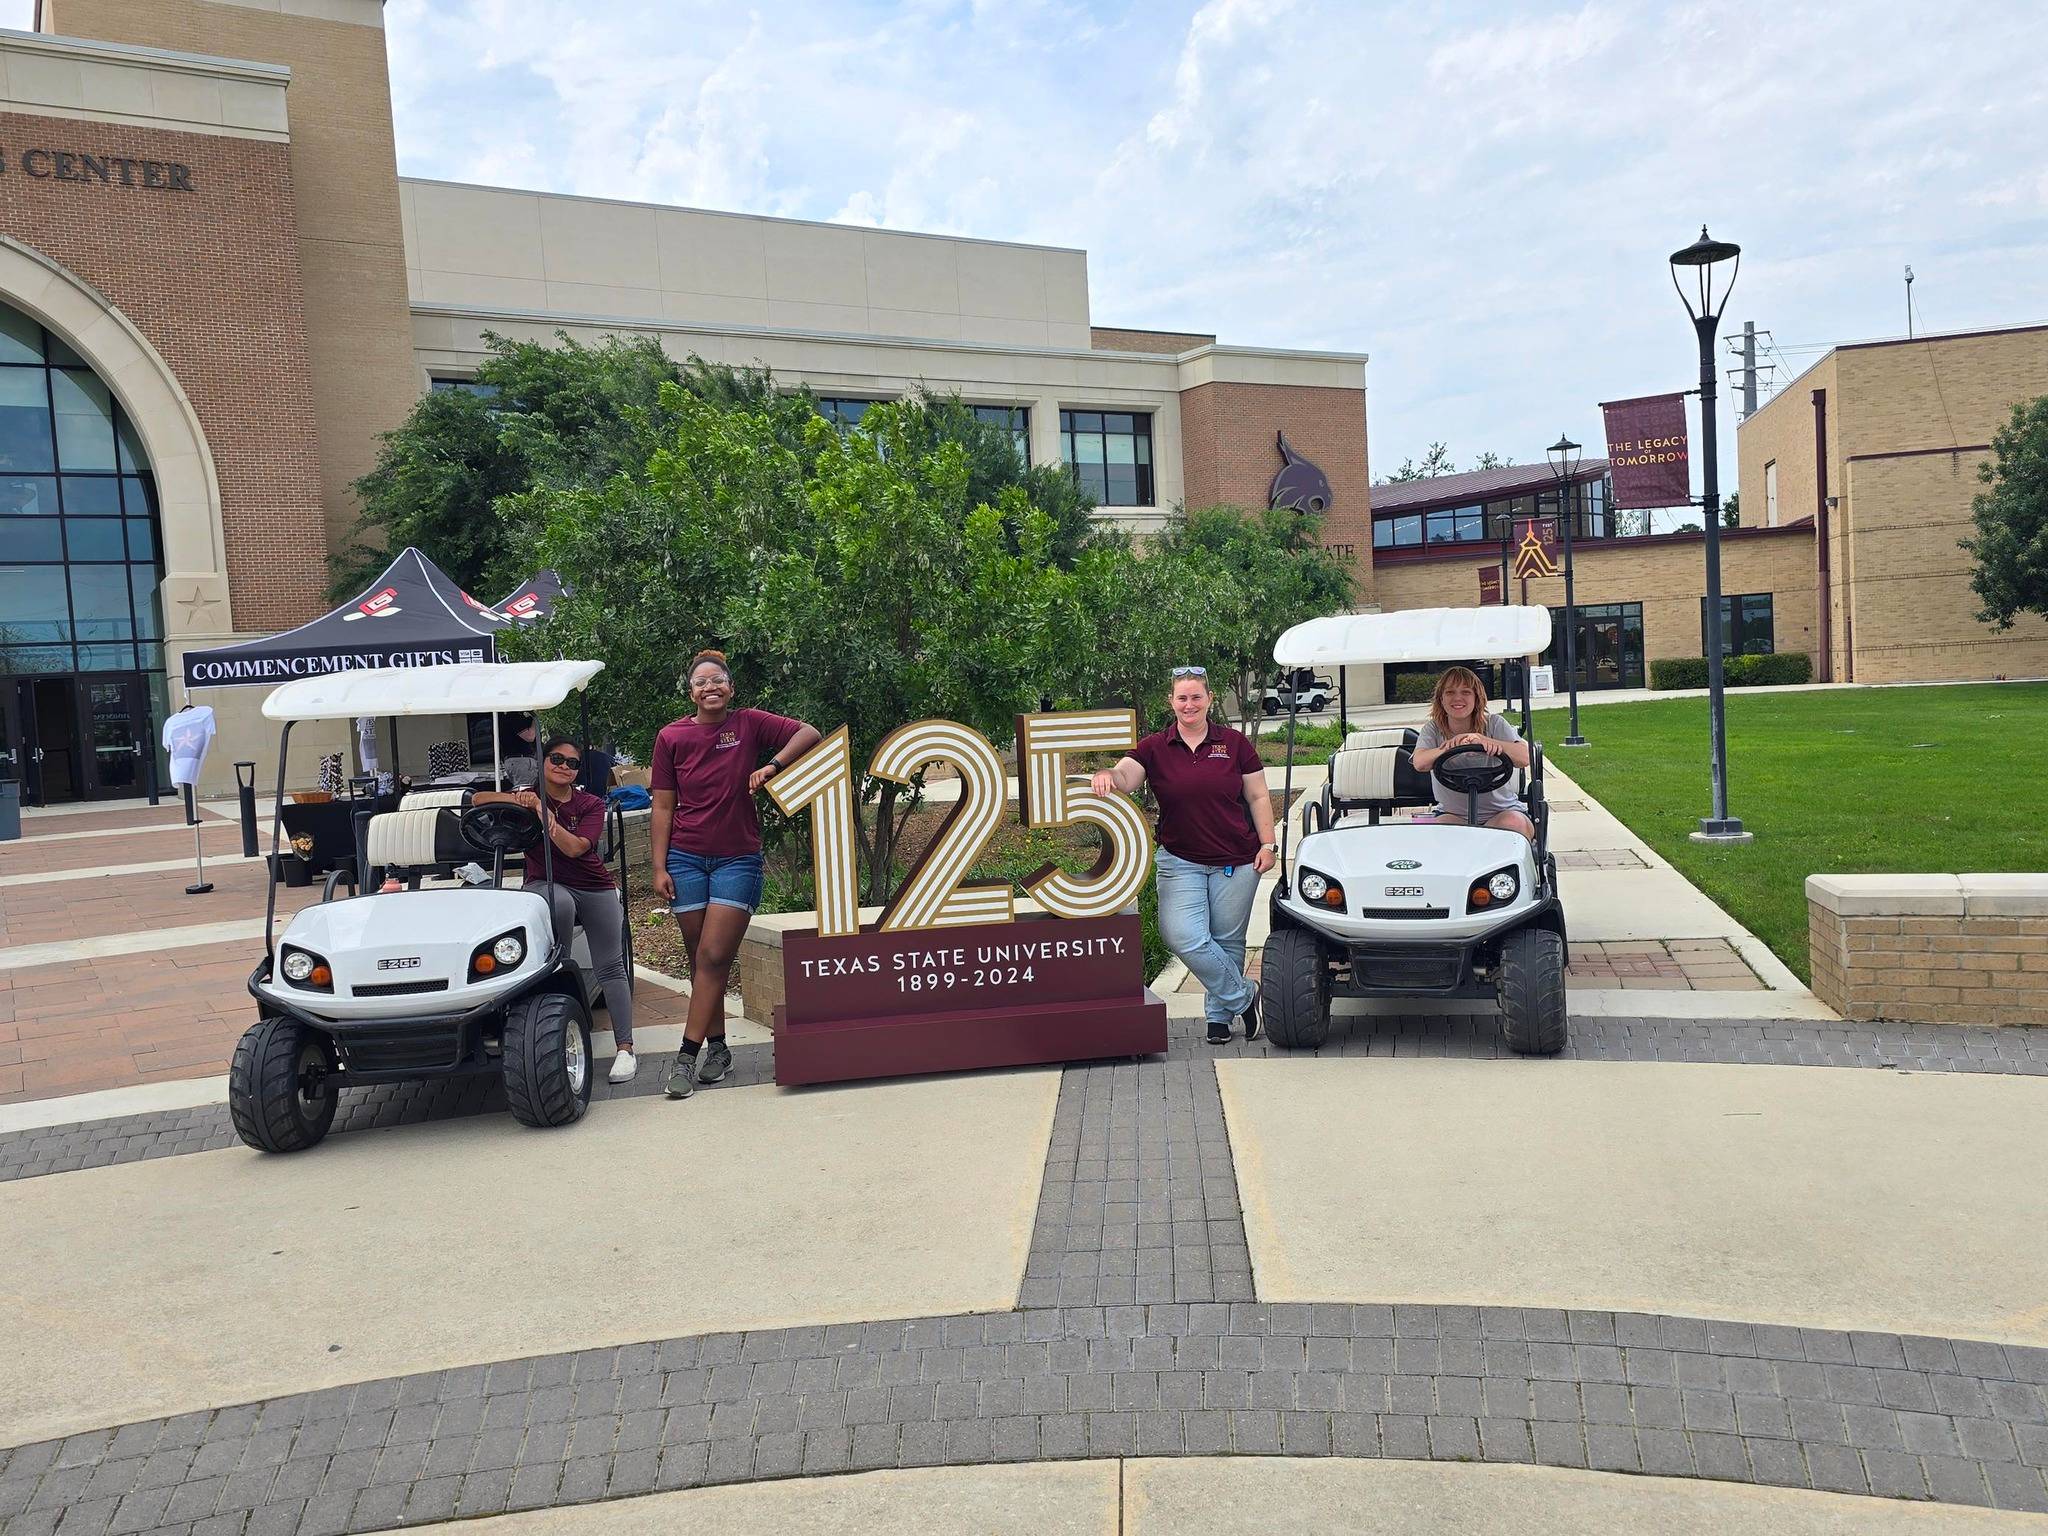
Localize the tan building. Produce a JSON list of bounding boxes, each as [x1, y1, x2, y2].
[[1736, 321, 2048, 684], [0, 1, 1371, 800]]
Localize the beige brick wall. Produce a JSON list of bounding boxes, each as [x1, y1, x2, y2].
[[1091, 326, 1216, 354], [0, 107, 327, 630], [1737, 353, 1837, 529], [1808, 879, 2048, 1028], [1178, 379, 1373, 603], [1374, 528, 1818, 672], [53, 0, 422, 576]]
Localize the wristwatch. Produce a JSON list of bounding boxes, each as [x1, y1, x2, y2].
[[762, 760, 784, 777], [1261, 842, 1278, 853]]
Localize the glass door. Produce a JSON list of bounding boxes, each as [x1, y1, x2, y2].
[[79, 673, 146, 799], [1542, 603, 1645, 692], [0, 678, 28, 802]]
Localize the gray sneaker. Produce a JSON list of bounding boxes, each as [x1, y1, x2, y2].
[[664, 1051, 698, 1100], [698, 1037, 733, 1084]]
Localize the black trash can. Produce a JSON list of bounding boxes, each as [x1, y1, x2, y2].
[[0, 779, 19, 842]]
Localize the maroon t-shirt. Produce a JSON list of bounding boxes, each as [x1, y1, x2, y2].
[[523, 787, 615, 892], [650, 708, 803, 858], [1130, 724, 1264, 866]]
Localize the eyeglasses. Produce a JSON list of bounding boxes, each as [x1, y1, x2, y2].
[[546, 753, 582, 769], [1170, 666, 1207, 678]]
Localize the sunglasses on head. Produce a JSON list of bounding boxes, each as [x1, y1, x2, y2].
[[546, 752, 581, 769], [1171, 666, 1207, 679]]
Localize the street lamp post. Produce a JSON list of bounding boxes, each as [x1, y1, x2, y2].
[[1671, 225, 1752, 844], [1546, 434, 1586, 746]]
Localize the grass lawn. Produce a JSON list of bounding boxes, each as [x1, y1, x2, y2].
[[1529, 683, 2048, 981]]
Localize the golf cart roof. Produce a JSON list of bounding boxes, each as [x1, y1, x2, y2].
[[1275, 607, 1552, 668], [261, 660, 604, 722]]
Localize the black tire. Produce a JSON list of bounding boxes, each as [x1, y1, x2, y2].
[[228, 1017, 337, 1153], [502, 990, 592, 1128], [1498, 926, 1567, 1056], [1263, 698, 1279, 716], [1261, 926, 1331, 1050]]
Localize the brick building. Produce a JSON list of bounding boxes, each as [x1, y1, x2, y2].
[[0, 0, 1370, 799]]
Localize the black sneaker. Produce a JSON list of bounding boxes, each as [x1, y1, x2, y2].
[[1240, 991, 1262, 1043], [698, 1037, 733, 1084], [1206, 1019, 1232, 1046]]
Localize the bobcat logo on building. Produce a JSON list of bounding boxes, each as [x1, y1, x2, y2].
[[1269, 431, 1333, 514]]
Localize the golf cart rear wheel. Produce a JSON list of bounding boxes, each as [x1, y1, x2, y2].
[[229, 1017, 337, 1153], [503, 990, 593, 1128], [1498, 926, 1567, 1056], [1261, 926, 1331, 1050]]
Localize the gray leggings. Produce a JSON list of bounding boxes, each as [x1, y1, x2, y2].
[[541, 883, 634, 1045]]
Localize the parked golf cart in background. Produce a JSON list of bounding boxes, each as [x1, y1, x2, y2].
[[1261, 672, 1336, 715], [1260, 607, 1568, 1056], [232, 660, 626, 1153]]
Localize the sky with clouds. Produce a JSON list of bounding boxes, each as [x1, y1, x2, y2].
[[11, 0, 2047, 491]]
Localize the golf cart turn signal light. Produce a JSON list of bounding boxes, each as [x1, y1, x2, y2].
[[474, 953, 495, 974]]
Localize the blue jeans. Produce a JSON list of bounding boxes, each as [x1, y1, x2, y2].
[[1154, 847, 1260, 1025], [667, 849, 766, 914]]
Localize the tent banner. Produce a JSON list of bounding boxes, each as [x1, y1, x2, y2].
[[1600, 391, 1691, 510], [185, 640, 496, 688]]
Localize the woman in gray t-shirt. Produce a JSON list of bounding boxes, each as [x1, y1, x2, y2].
[[1410, 666, 1535, 837]]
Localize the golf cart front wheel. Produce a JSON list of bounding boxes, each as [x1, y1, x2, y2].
[[1261, 926, 1331, 1050], [229, 1017, 338, 1153], [1498, 927, 1567, 1056], [503, 991, 593, 1128]]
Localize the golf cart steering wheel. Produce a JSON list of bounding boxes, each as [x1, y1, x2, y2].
[[1432, 742, 1515, 795], [460, 802, 542, 856]]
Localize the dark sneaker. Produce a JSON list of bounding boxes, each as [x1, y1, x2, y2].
[[1206, 1019, 1232, 1046], [1240, 991, 1262, 1043], [664, 1052, 698, 1100], [698, 1038, 733, 1084]]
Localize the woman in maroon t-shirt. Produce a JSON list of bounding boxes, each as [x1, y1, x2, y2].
[[650, 650, 821, 1100], [476, 735, 640, 1083], [1091, 667, 1277, 1046]]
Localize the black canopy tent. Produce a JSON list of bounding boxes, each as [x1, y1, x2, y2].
[[182, 547, 509, 689], [492, 569, 565, 625]]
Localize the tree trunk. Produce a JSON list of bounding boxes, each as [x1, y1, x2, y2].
[[864, 781, 902, 906]]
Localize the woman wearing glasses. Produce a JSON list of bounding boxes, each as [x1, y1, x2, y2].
[[1090, 665, 1276, 1045], [650, 650, 822, 1100], [477, 733, 640, 1083]]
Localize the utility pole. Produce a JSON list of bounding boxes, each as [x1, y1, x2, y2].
[[1905, 266, 1914, 338], [1739, 321, 1758, 419]]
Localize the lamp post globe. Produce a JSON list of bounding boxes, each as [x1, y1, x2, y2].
[[1546, 433, 1587, 746], [1670, 226, 1752, 844]]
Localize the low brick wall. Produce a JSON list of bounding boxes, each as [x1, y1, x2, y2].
[[1806, 875, 2048, 1026]]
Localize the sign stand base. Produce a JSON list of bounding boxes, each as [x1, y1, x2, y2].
[[773, 988, 1169, 1087]]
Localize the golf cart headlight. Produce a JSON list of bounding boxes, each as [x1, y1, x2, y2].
[[1469, 866, 1519, 911], [1298, 871, 1329, 903], [492, 934, 526, 967], [282, 949, 315, 982]]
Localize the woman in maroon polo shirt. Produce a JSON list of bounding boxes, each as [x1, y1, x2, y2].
[[1091, 666, 1277, 1045], [477, 734, 639, 1083], [650, 650, 822, 1100]]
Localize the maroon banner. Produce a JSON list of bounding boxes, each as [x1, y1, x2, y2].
[[1479, 567, 1503, 605], [776, 911, 1167, 1086], [1601, 392, 1691, 509]]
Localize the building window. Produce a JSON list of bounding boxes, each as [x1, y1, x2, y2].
[[1376, 477, 1618, 553], [1764, 460, 1778, 526], [816, 396, 885, 432], [1061, 410, 1153, 506], [1703, 592, 1774, 656], [1542, 602, 1644, 691], [429, 376, 500, 399], [972, 404, 1030, 465]]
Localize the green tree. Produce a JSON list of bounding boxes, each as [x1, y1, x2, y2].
[[894, 391, 1099, 566], [1962, 395, 2048, 629], [1473, 451, 1509, 470], [1050, 529, 1238, 726], [1378, 441, 1455, 484], [1156, 507, 1356, 729], [1721, 491, 1740, 525]]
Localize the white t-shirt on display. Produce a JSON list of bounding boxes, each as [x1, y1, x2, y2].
[[161, 706, 217, 789]]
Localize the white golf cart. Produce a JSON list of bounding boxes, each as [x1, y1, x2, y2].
[[232, 659, 626, 1152], [1260, 607, 1567, 1055]]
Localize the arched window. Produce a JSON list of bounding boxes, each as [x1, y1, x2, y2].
[[0, 299, 167, 799]]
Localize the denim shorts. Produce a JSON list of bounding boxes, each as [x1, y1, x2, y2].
[[666, 848, 765, 914]]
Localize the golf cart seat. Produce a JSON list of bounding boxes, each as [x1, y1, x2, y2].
[[1323, 744, 1434, 827], [364, 806, 471, 887], [400, 789, 470, 811], [1343, 727, 1418, 752]]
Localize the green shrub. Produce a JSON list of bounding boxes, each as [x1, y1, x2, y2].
[[1650, 657, 1709, 690], [1652, 653, 1813, 690], [1393, 673, 1437, 703]]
